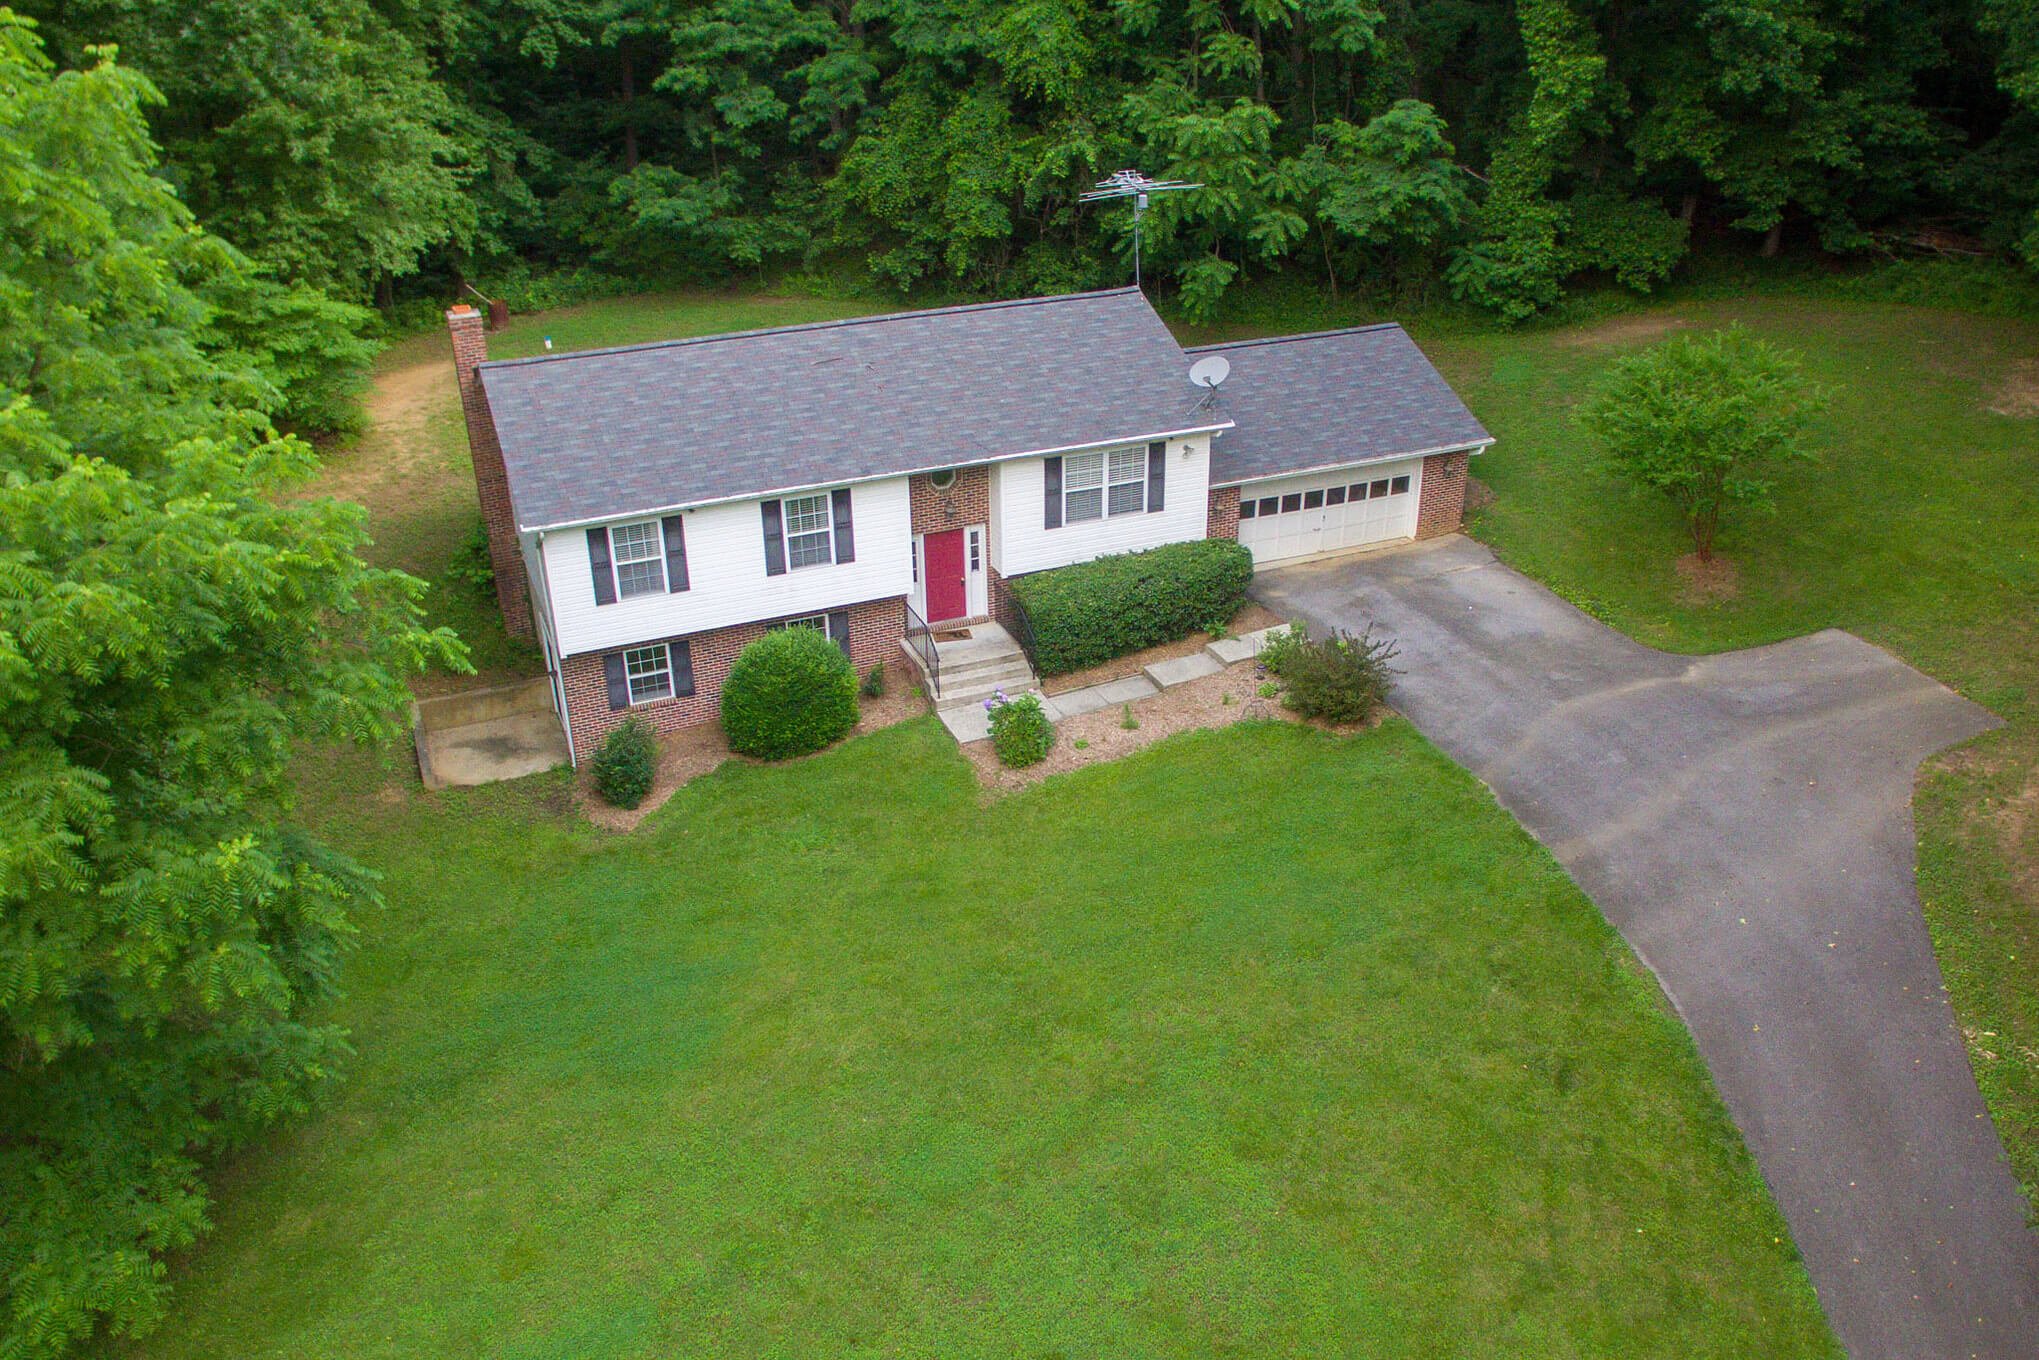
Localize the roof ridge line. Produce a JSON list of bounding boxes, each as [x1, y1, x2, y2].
[[479, 286, 1149, 371], [1184, 322, 1404, 353]]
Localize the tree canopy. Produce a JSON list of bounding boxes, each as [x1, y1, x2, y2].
[[1583, 325, 1825, 561], [0, 17, 462, 1354], [15, 0, 2039, 322]]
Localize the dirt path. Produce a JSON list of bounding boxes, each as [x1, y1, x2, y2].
[[317, 351, 464, 516]]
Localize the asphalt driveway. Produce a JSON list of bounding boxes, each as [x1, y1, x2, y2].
[[1256, 535, 2038, 1360]]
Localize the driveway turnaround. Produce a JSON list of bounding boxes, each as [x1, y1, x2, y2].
[[1256, 536, 2038, 1360]]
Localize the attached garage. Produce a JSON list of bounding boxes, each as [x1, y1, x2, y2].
[[1190, 324, 1492, 569], [1236, 458, 1422, 567]]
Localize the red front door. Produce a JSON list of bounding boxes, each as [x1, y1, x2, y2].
[[923, 529, 967, 622]]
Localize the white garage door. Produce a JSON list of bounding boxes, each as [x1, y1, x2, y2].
[[1235, 459, 1422, 567]]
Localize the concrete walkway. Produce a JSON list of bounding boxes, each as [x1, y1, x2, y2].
[[936, 628, 1280, 743], [1255, 536, 2038, 1360]]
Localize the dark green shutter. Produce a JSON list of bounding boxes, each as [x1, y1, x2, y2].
[[761, 500, 785, 575], [831, 488, 855, 563], [1146, 441, 1165, 513], [1042, 456, 1062, 529], [603, 653, 629, 709], [661, 515, 689, 591], [588, 527, 616, 605], [671, 639, 695, 696]]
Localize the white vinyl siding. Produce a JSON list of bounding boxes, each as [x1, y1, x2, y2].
[[610, 519, 667, 598], [991, 434, 1213, 578], [543, 476, 912, 658]]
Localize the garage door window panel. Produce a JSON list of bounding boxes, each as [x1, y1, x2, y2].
[[1390, 475, 1410, 494]]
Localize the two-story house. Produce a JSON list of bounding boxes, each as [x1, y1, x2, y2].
[[447, 287, 1490, 763]]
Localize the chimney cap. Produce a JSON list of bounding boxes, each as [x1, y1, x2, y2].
[[447, 303, 481, 319]]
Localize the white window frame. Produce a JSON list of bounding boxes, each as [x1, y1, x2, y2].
[[1062, 448, 1146, 524], [783, 493, 835, 569], [610, 519, 668, 599], [781, 612, 829, 632], [623, 643, 674, 705]]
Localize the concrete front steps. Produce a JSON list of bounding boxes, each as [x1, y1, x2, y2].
[[900, 620, 1038, 711]]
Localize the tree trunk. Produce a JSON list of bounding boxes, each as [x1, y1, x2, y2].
[[376, 270, 395, 312], [621, 49, 640, 172], [1320, 225, 1339, 300], [1679, 192, 1698, 225], [1761, 221, 1783, 258]]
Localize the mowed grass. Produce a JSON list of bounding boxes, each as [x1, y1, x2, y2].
[[1398, 296, 2039, 1206], [127, 720, 1835, 1358]]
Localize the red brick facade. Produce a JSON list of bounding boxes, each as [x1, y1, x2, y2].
[[1205, 484, 1241, 540], [559, 595, 904, 754], [1415, 450, 1471, 539], [447, 306, 532, 636], [908, 465, 990, 536]]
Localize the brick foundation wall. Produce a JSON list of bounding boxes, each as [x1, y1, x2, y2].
[[560, 595, 905, 756], [1205, 484, 1241, 540], [1415, 451, 1471, 540], [908, 465, 990, 535], [447, 306, 532, 636]]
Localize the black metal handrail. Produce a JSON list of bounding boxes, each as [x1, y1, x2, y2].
[[1003, 591, 1042, 680], [902, 599, 940, 695]]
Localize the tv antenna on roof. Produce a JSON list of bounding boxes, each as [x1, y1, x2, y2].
[[1188, 354, 1230, 409], [1079, 169, 1201, 289]]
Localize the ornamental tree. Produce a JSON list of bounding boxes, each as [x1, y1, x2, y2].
[[0, 19, 463, 1355], [1582, 324, 1825, 561]]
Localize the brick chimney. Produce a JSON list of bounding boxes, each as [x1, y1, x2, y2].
[[447, 305, 532, 636]]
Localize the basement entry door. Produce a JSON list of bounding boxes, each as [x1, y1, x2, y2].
[[1235, 458, 1421, 567]]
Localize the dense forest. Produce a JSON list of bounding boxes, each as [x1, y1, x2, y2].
[[21, 0, 2039, 340]]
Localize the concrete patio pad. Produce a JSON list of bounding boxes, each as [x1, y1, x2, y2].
[[1256, 535, 2037, 1360], [413, 677, 570, 788]]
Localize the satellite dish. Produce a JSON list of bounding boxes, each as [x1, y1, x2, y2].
[[1189, 355, 1231, 390]]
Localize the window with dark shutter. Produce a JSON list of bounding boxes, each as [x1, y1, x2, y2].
[[761, 499, 786, 575], [603, 653, 629, 710], [831, 488, 855, 563], [588, 527, 616, 606], [1042, 456, 1062, 529], [661, 515, 689, 592], [1146, 440, 1165, 513]]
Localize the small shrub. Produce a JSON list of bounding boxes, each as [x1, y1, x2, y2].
[[447, 517, 495, 596], [861, 663, 885, 698], [592, 718, 658, 809], [1010, 539, 1253, 674], [986, 691, 1053, 768], [1120, 702, 1139, 730], [1257, 681, 1280, 699], [1256, 622, 1309, 677], [1074, 738, 1089, 749], [721, 627, 858, 759], [1279, 628, 1400, 724]]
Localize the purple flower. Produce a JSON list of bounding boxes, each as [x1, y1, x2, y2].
[[983, 698, 994, 712]]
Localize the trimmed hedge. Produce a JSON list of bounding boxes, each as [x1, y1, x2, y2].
[[720, 626, 859, 760], [1009, 539, 1254, 675]]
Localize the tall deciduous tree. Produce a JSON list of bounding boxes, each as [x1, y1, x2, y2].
[[0, 19, 463, 1354], [1582, 325, 1825, 561]]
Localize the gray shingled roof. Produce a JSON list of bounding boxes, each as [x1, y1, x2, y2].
[[480, 287, 1228, 530], [1193, 326, 1492, 486]]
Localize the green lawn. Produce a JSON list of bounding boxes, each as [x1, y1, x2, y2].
[[127, 720, 1835, 1357]]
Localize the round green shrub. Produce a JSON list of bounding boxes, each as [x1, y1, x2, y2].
[[592, 717, 658, 809], [987, 692, 1053, 768], [721, 626, 859, 760]]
